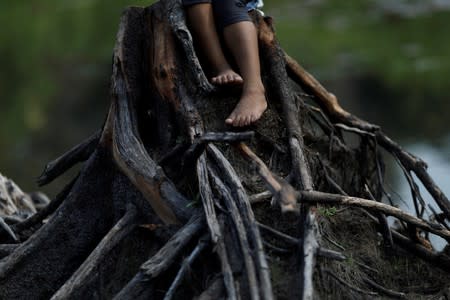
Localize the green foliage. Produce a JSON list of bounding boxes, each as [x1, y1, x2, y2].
[[265, 1, 450, 140], [318, 206, 338, 218], [0, 0, 155, 146], [267, 1, 450, 94]]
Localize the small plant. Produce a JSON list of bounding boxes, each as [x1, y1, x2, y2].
[[318, 206, 337, 218]]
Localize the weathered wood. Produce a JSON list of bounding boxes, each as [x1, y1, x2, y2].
[[200, 131, 254, 143], [0, 217, 17, 242], [299, 191, 450, 241], [208, 165, 262, 300], [12, 176, 77, 233], [298, 210, 319, 300], [183, 132, 255, 166], [257, 221, 299, 246], [197, 155, 238, 300], [0, 149, 118, 299], [256, 16, 313, 192], [285, 51, 450, 221], [208, 145, 274, 300], [161, 0, 214, 95], [356, 208, 450, 273], [364, 184, 394, 248], [362, 278, 406, 299], [163, 235, 209, 300], [0, 244, 18, 259], [37, 131, 100, 186], [140, 214, 203, 276], [317, 248, 346, 261], [114, 214, 204, 300], [0, 173, 36, 219], [51, 206, 138, 299], [249, 191, 272, 204], [197, 276, 225, 300], [322, 268, 378, 296], [1, 0, 448, 298], [237, 143, 299, 213], [0, 215, 22, 225], [379, 133, 450, 220], [284, 53, 379, 133], [254, 14, 320, 300], [390, 227, 450, 272], [109, 6, 192, 224]]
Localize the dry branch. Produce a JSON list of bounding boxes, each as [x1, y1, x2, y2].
[[208, 144, 274, 300], [0, 218, 17, 242], [37, 131, 100, 186], [207, 165, 261, 300], [284, 53, 378, 133], [257, 221, 298, 246], [299, 191, 450, 241], [322, 268, 378, 297], [362, 278, 406, 299], [285, 52, 450, 221], [237, 143, 298, 214], [163, 235, 209, 300], [114, 214, 204, 300], [197, 155, 237, 300], [255, 14, 321, 299]]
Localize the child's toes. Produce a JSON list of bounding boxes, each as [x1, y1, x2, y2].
[[232, 116, 240, 127], [245, 116, 253, 126], [225, 114, 235, 125], [236, 116, 245, 127]]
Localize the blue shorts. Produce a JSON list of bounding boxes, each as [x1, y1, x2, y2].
[[182, 0, 252, 30]]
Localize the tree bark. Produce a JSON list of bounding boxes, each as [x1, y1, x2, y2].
[[0, 0, 449, 299]]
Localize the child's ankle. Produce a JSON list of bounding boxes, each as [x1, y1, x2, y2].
[[244, 81, 265, 93]]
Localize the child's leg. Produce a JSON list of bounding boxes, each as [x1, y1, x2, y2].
[[223, 21, 266, 127], [183, 0, 243, 85], [213, 1, 267, 127]]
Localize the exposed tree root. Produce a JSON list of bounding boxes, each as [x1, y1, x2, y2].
[[285, 52, 450, 221], [163, 234, 209, 300], [12, 176, 77, 235], [0, 0, 449, 298], [51, 206, 139, 299], [114, 214, 204, 299], [0, 244, 18, 259]]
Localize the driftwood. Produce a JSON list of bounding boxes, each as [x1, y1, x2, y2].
[[0, 0, 449, 299]]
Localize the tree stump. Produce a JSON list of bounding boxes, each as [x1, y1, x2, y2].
[[1, 0, 449, 299]]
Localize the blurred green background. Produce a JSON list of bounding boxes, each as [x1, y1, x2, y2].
[[0, 0, 449, 209]]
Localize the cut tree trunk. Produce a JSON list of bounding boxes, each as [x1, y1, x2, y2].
[[1, 0, 449, 299]]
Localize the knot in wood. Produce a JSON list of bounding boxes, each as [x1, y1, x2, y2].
[[157, 64, 169, 79], [154, 166, 165, 184]]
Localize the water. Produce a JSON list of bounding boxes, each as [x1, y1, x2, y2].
[[395, 137, 450, 250]]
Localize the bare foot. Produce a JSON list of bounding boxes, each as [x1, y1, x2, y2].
[[225, 86, 267, 127], [211, 69, 243, 86]]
